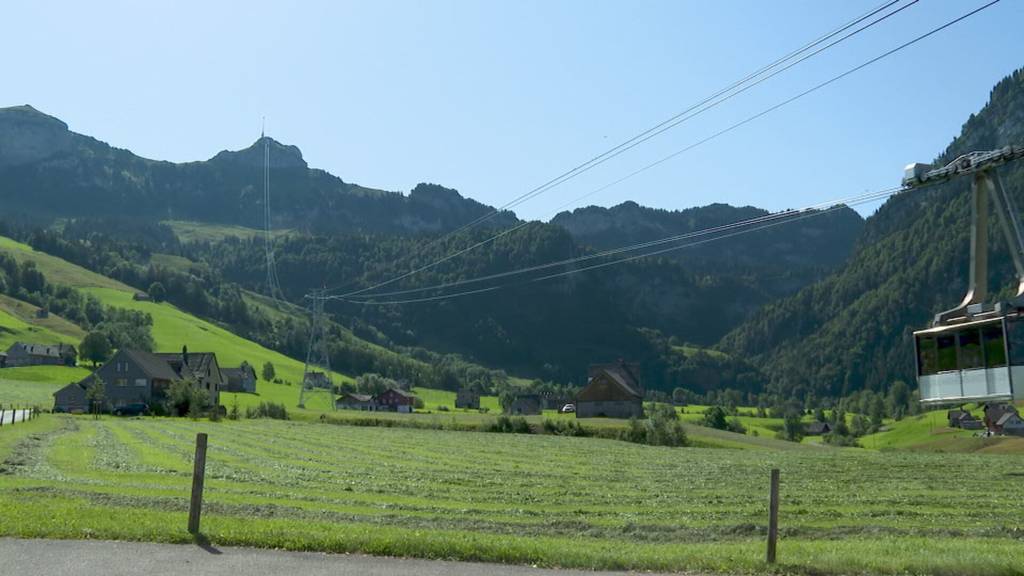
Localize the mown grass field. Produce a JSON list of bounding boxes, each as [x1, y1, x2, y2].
[[1, 415, 1023, 575]]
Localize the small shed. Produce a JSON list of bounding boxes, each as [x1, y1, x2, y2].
[[805, 422, 833, 436], [948, 409, 970, 428], [508, 394, 542, 416], [984, 404, 1019, 431], [53, 382, 88, 413], [221, 362, 257, 393], [455, 389, 481, 410], [336, 392, 374, 411], [35, 308, 49, 319], [132, 292, 152, 302]]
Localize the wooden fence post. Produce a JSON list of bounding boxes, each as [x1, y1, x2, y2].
[[187, 433, 208, 534], [767, 468, 780, 564]]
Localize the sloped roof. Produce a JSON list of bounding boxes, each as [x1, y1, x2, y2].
[[120, 350, 180, 381], [9, 342, 76, 358], [154, 352, 219, 382], [338, 392, 373, 403], [583, 364, 642, 399], [997, 412, 1023, 427], [382, 388, 416, 399]]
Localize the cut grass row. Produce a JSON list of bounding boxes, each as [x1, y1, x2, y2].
[[2, 415, 1023, 575]]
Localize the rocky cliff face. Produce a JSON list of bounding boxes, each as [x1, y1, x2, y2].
[[210, 136, 308, 169], [0, 105, 75, 168]]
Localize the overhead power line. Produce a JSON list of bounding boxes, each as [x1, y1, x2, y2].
[[341, 186, 903, 301], [322, 0, 919, 299], [338, 185, 903, 306], [330, 0, 1001, 303]]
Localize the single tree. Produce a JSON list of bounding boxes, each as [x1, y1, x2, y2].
[[80, 332, 113, 367], [782, 413, 805, 442], [148, 282, 167, 303], [261, 361, 276, 382], [85, 376, 105, 419], [702, 405, 729, 430]]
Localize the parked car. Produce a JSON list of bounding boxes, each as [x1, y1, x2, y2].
[[113, 403, 149, 417], [560, 403, 576, 413]]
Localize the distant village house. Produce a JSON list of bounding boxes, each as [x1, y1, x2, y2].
[[335, 392, 375, 411], [53, 347, 222, 413], [221, 361, 257, 393], [374, 388, 416, 413], [4, 342, 77, 368], [455, 389, 481, 410], [805, 421, 832, 436], [576, 361, 643, 419], [508, 394, 542, 416]]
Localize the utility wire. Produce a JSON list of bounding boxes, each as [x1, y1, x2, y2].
[[332, 0, 1000, 302], [345, 187, 904, 306], [342, 186, 902, 300], [322, 0, 918, 299], [339, 186, 901, 304]]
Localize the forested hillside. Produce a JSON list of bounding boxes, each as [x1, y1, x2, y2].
[[721, 68, 1024, 400], [0, 104, 868, 395], [554, 201, 863, 300], [0, 105, 517, 235]]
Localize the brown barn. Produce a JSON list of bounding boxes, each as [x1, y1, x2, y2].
[[576, 361, 643, 419], [221, 361, 257, 393], [375, 388, 416, 413]]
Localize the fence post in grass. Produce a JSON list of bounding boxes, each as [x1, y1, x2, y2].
[[766, 468, 780, 564], [187, 433, 208, 534]]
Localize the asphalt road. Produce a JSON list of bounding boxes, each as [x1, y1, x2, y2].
[[1, 538, 677, 576]]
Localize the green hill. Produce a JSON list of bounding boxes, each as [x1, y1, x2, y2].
[[721, 68, 1024, 399], [0, 234, 352, 413]]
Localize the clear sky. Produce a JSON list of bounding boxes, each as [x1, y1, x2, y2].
[[3, 1, 1022, 220]]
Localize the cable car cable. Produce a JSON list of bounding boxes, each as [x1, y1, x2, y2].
[[319, 0, 919, 299]]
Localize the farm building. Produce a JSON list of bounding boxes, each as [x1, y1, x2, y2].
[[375, 388, 416, 413], [221, 361, 257, 393], [34, 308, 49, 319], [576, 362, 643, 419], [4, 342, 77, 367], [984, 404, 1019, 431], [948, 410, 983, 429], [455, 389, 480, 410], [0, 352, 6, 368], [996, 412, 1024, 436], [508, 394, 542, 416], [132, 292, 152, 302], [52, 381, 88, 413], [53, 348, 222, 412], [336, 392, 374, 411], [805, 422, 832, 436]]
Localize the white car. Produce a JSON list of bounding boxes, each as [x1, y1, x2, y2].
[[560, 404, 576, 413]]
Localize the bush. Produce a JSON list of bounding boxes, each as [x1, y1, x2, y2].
[[437, 405, 450, 412], [541, 418, 590, 437], [245, 402, 289, 420], [618, 407, 688, 447], [483, 415, 531, 434]]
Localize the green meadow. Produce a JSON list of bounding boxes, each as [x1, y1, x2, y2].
[[1, 414, 1023, 575]]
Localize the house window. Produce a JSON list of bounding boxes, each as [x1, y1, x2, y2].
[[115, 378, 128, 387], [134, 379, 147, 387]]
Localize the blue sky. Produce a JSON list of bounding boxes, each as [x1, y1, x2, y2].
[[3, 0, 1022, 220]]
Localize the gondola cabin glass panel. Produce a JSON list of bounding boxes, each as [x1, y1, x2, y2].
[[915, 316, 1022, 405]]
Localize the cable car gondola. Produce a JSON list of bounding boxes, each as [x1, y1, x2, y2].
[[905, 146, 1024, 406]]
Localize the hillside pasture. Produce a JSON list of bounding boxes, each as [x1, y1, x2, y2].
[[0, 415, 1022, 575]]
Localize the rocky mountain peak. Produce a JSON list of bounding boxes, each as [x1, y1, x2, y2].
[[0, 105, 74, 167], [210, 136, 308, 169]]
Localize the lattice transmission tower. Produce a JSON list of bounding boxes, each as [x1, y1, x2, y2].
[[299, 291, 335, 409]]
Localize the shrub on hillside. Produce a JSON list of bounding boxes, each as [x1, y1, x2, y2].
[[245, 402, 289, 420], [483, 415, 531, 434]]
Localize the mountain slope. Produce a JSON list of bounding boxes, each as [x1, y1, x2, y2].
[[720, 68, 1024, 399], [553, 201, 863, 299], [0, 106, 517, 235], [0, 234, 351, 410]]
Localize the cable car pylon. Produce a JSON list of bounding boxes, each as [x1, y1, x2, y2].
[[299, 289, 335, 410], [904, 145, 1024, 407]]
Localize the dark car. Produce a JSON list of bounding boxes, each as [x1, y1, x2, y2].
[[113, 403, 149, 417]]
